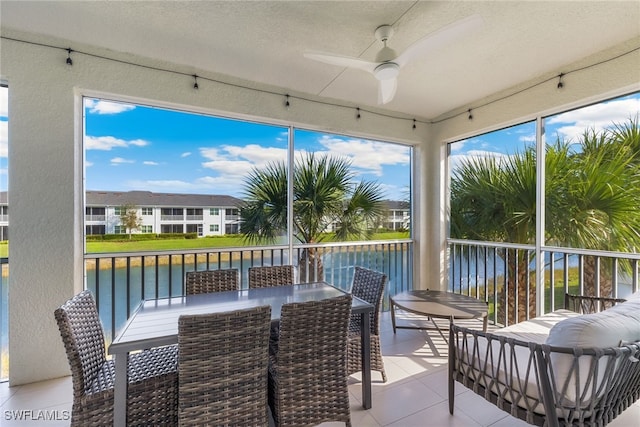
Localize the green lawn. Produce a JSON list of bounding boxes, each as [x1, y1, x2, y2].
[[0, 232, 410, 257], [86, 231, 410, 253]]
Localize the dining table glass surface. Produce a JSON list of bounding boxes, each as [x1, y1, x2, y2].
[[108, 282, 374, 427]]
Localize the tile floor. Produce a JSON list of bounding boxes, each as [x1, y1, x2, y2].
[[1, 312, 639, 426]]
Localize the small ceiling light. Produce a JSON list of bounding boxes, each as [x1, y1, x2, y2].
[[66, 48, 73, 66], [557, 73, 564, 89], [468, 109, 473, 120], [193, 75, 199, 90], [412, 119, 417, 130], [284, 94, 290, 108], [356, 107, 361, 120]]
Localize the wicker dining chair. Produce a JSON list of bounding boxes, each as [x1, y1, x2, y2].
[[185, 268, 239, 295], [248, 265, 295, 289], [268, 293, 353, 427], [54, 290, 178, 426], [347, 266, 388, 382], [178, 305, 272, 426]]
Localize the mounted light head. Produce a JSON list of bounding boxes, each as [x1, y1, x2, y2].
[[374, 62, 399, 81]]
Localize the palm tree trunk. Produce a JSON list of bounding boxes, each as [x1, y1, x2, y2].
[[582, 256, 613, 297], [498, 249, 534, 325], [298, 247, 324, 283]]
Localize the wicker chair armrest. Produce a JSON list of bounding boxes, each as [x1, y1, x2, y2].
[[564, 293, 627, 313], [449, 321, 640, 427], [449, 323, 542, 421]]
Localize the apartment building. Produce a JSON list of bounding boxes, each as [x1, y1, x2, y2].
[[85, 190, 243, 237], [382, 200, 410, 231], [0, 191, 409, 241]]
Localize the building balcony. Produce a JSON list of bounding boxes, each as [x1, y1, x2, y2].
[[160, 215, 185, 221], [1, 239, 639, 424]]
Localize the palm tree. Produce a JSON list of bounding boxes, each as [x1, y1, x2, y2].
[[241, 152, 385, 281], [450, 118, 640, 324]]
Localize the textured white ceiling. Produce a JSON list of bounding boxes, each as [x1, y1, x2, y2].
[[2, 1, 639, 119]]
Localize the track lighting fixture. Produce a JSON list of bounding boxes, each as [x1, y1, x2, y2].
[[356, 107, 361, 120], [284, 94, 290, 108], [66, 48, 73, 66], [468, 109, 473, 120], [193, 75, 199, 90], [557, 73, 564, 89], [412, 119, 417, 129]]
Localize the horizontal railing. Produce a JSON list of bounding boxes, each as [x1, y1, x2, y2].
[[84, 239, 414, 341], [160, 215, 184, 221], [448, 239, 640, 327]]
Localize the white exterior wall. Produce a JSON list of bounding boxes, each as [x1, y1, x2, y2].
[[0, 28, 424, 385], [1, 25, 637, 385], [96, 205, 230, 236]]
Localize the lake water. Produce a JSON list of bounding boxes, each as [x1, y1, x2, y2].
[[85, 246, 413, 339]]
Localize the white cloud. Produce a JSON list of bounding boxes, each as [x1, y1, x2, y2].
[[126, 175, 241, 194], [449, 139, 467, 152], [547, 98, 640, 140], [85, 161, 94, 167], [181, 152, 192, 158], [519, 134, 536, 142], [111, 157, 135, 165], [317, 136, 410, 176], [0, 121, 7, 158], [197, 138, 409, 182], [128, 139, 148, 147], [84, 99, 135, 115], [143, 161, 160, 166], [201, 159, 256, 177], [127, 179, 195, 191], [85, 135, 149, 150], [449, 150, 509, 173], [0, 87, 7, 117], [200, 144, 287, 176]]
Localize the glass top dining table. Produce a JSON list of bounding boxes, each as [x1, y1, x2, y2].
[[108, 282, 374, 426]]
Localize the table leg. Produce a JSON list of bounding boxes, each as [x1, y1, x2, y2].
[[390, 297, 397, 334], [361, 311, 372, 409], [482, 314, 488, 332], [113, 353, 127, 427]]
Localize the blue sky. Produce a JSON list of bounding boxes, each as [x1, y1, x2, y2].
[[0, 86, 6, 192], [83, 98, 411, 199], [449, 92, 640, 171], [0, 89, 637, 196]]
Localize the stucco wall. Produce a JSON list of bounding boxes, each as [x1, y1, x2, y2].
[[417, 36, 640, 294], [0, 28, 427, 385], [0, 26, 637, 385]]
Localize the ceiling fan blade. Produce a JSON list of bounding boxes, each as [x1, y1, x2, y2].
[[378, 78, 397, 104], [304, 52, 377, 73], [396, 14, 484, 67]]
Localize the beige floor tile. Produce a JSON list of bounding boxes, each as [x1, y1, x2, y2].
[[0, 377, 72, 412], [387, 400, 481, 427], [607, 402, 640, 427], [453, 390, 516, 427], [365, 378, 444, 426], [1, 318, 639, 427]]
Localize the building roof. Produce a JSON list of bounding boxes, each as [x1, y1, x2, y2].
[[86, 190, 243, 208], [382, 200, 409, 210]]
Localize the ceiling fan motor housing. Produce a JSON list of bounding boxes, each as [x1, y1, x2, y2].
[[374, 62, 400, 80]]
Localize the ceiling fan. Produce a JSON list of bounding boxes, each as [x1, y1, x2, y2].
[[304, 15, 484, 104]]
